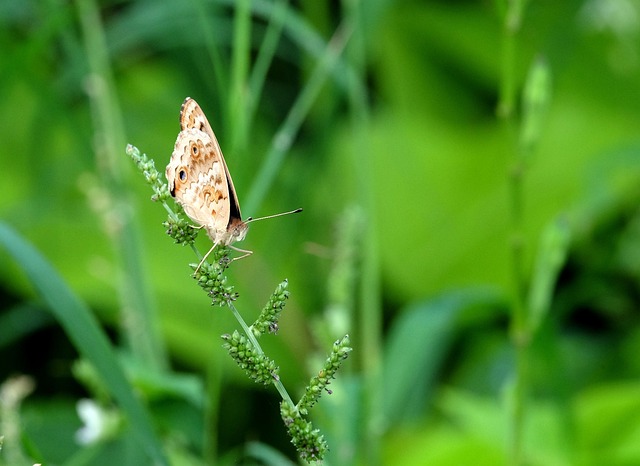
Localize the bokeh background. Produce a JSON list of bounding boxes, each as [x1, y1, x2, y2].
[[2, 0, 640, 464]]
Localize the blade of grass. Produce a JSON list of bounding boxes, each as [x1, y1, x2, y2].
[[75, 0, 166, 370], [383, 289, 502, 424], [189, 0, 228, 98], [246, 0, 289, 129], [228, 0, 251, 154], [243, 19, 354, 215], [497, 2, 536, 465], [245, 441, 297, 466], [0, 222, 167, 465], [340, 2, 382, 462], [247, 0, 355, 91], [527, 218, 570, 335]]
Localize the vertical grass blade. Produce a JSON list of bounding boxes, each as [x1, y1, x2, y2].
[[74, 0, 167, 370], [244, 20, 354, 215], [0, 222, 167, 465]]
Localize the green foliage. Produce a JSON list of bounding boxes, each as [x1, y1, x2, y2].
[[129, 142, 351, 460], [2, 0, 640, 465], [0, 223, 167, 465]]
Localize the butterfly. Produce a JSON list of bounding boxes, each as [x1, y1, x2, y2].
[[166, 97, 301, 270]]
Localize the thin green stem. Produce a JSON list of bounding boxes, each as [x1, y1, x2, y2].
[[189, 0, 228, 100], [498, 1, 529, 465], [229, 302, 258, 347], [228, 303, 295, 408], [508, 145, 528, 459], [246, 0, 289, 126], [176, 231, 296, 407], [75, 0, 166, 371], [229, 0, 252, 154], [203, 347, 222, 463], [498, 0, 526, 120], [244, 19, 354, 216], [341, 1, 382, 464]]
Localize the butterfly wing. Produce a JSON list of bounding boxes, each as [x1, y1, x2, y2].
[[166, 127, 232, 243], [179, 98, 243, 222]]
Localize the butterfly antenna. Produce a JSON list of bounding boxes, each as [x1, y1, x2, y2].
[[246, 208, 303, 224]]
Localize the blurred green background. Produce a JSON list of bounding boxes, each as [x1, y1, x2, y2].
[[2, 0, 640, 464]]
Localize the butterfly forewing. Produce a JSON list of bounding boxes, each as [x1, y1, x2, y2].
[[166, 97, 248, 247], [179, 98, 243, 222], [166, 97, 301, 271], [170, 128, 233, 232]]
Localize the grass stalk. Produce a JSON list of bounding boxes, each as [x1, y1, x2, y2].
[[246, 0, 290, 127], [341, 1, 383, 463], [203, 341, 222, 463], [498, 1, 531, 464], [244, 19, 354, 215], [228, 303, 296, 407], [0, 222, 168, 464], [229, 0, 252, 153], [189, 0, 228, 101], [74, 0, 166, 371]]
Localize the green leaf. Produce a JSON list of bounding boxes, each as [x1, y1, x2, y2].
[[519, 56, 552, 155], [245, 441, 297, 466], [527, 216, 571, 334], [383, 288, 501, 424], [577, 381, 640, 464], [0, 222, 167, 465]]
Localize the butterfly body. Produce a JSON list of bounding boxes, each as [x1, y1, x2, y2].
[[166, 98, 248, 247]]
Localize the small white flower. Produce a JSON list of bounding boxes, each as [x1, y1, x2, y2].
[[75, 399, 106, 445]]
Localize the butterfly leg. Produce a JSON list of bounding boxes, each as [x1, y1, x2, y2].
[[228, 245, 253, 263], [193, 244, 253, 274], [194, 243, 218, 274]]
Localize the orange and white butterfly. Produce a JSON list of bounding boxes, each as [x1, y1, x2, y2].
[[166, 97, 301, 269]]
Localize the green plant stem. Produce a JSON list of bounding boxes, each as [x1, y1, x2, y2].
[[0, 223, 168, 465], [229, 0, 252, 154], [498, 1, 529, 465], [203, 341, 223, 464], [498, 0, 525, 120], [189, 0, 228, 100], [246, 0, 290, 127], [342, 1, 382, 464], [75, 0, 167, 371], [228, 303, 295, 408], [508, 159, 528, 466], [244, 19, 354, 215]]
